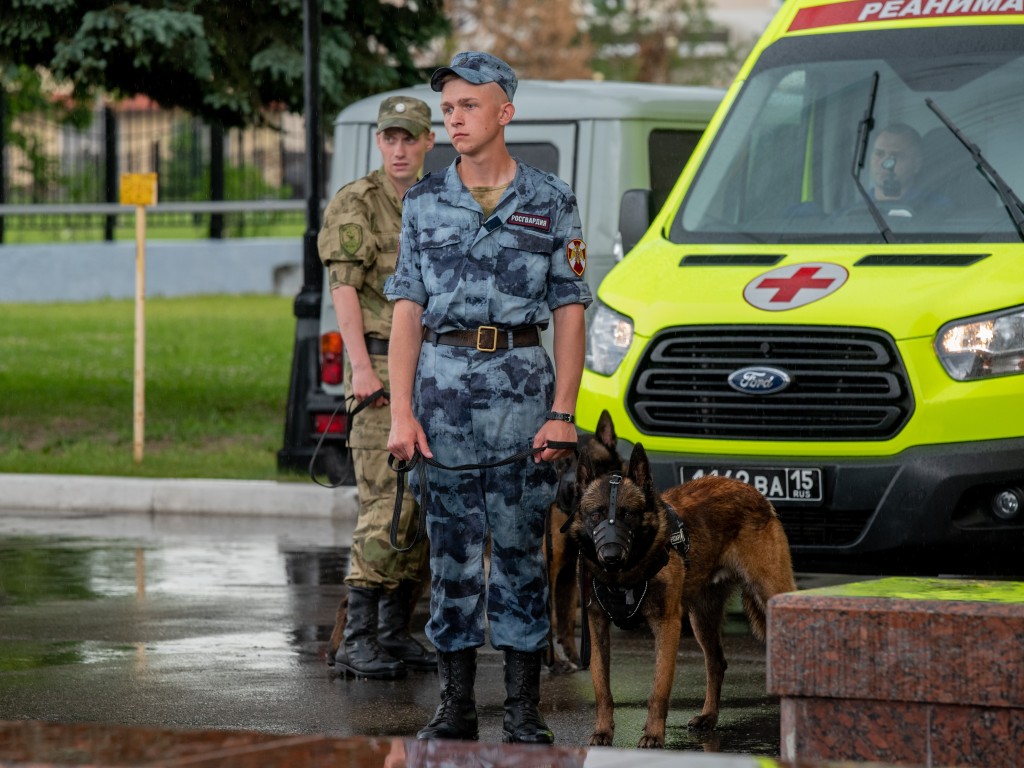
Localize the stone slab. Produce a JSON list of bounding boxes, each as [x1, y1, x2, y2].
[[768, 577, 1024, 766], [768, 577, 1024, 707], [780, 697, 1024, 766]]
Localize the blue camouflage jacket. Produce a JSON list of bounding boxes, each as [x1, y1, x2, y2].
[[384, 159, 592, 332]]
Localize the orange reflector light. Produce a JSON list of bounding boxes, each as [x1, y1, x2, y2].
[[321, 331, 343, 356], [320, 331, 344, 385]]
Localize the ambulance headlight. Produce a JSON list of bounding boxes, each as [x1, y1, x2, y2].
[[586, 302, 633, 376], [935, 306, 1024, 381]]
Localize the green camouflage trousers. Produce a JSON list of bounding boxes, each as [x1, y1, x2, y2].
[[345, 353, 428, 590]]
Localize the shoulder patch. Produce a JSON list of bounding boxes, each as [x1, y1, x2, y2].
[[341, 223, 363, 255], [567, 238, 586, 276], [509, 211, 551, 231]]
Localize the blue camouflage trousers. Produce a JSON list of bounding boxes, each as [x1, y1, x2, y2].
[[412, 341, 557, 653]]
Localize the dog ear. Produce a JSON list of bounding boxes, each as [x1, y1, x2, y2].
[[576, 450, 596, 494], [596, 409, 617, 452], [627, 443, 657, 500]]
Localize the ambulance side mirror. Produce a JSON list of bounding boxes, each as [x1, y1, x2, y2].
[[618, 188, 652, 258]]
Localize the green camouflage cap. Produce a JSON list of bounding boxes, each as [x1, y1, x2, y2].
[[377, 96, 431, 136], [430, 51, 518, 102]]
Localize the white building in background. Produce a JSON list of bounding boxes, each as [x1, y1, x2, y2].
[[708, 0, 784, 47]]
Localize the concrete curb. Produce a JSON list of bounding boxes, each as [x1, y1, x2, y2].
[[0, 473, 358, 518]]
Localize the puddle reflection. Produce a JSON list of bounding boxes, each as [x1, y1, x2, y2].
[[0, 526, 351, 674], [0, 535, 351, 603]]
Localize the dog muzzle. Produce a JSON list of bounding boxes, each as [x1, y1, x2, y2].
[[593, 475, 633, 570]]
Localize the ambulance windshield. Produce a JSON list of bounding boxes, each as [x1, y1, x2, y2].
[[673, 26, 1024, 244]]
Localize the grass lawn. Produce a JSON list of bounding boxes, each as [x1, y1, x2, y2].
[[0, 295, 305, 481]]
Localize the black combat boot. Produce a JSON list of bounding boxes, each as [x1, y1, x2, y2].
[[502, 649, 554, 744], [417, 649, 479, 740], [378, 582, 437, 670], [335, 587, 406, 680]]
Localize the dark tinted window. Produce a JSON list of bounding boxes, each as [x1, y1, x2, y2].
[[649, 129, 704, 214]]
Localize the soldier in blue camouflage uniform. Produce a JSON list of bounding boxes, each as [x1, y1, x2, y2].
[[318, 95, 436, 680], [385, 52, 592, 744]]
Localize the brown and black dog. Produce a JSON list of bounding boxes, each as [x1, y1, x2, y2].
[[569, 439, 796, 748], [544, 409, 625, 673]]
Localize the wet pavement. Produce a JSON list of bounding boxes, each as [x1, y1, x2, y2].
[[0, 507, 795, 759]]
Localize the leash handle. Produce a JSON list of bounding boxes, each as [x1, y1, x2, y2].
[[388, 452, 427, 553], [308, 388, 387, 489]]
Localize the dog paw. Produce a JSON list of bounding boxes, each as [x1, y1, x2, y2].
[[637, 734, 665, 749], [588, 731, 614, 747], [548, 658, 579, 676], [687, 713, 718, 731]]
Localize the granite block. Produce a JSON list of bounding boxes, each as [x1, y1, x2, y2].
[[768, 578, 1024, 706], [769, 577, 1024, 767], [780, 697, 1024, 767], [0, 721, 591, 768]]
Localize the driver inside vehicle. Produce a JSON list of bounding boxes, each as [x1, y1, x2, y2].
[[868, 122, 952, 212], [870, 122, 922, 201]]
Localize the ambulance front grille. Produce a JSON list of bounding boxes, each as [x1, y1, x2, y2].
[[626, 326, 913, 441]]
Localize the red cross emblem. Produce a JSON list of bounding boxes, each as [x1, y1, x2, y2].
[[743, 263, 848, 311]]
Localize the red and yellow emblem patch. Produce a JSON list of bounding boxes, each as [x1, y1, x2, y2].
[[567, 238, 586, 276]]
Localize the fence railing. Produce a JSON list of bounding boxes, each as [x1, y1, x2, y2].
[[1, 99, 329, 243]]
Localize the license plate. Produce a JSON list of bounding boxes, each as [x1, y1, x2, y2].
[[680, 466, 823, 503]]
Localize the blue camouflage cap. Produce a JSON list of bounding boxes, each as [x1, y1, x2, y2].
[[430, 51, 518, 102]]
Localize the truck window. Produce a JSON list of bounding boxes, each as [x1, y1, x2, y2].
[[672, 26, 1024, 245], [424, 142, 560, 176], [649, 129, 704, 215]]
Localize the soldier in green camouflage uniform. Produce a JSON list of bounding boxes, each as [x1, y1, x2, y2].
[[318, 95, 436, 680]]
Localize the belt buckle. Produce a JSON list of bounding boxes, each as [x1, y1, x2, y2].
[[476, 326, 499, 352]]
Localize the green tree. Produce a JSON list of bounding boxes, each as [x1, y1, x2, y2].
[[586, 0, 740, 86], [0, 0, 450, 128], [1, 64, 93, 202], [444, 0, 593, 80]]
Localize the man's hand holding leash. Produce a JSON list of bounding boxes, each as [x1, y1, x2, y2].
[[536, 302, 586, 463], [534, 417, 577, 463], [352, 366, 389, 408], [388, 409, 432, 463]]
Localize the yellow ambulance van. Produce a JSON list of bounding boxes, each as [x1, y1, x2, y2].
[[580, 0, 1024, 575]]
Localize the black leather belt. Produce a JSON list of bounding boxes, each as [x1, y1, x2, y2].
[[422, 325, 541, 352], [364, 336, 389, 356]]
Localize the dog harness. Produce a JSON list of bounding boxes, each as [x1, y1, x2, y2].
[[591, 503, 690, 629]]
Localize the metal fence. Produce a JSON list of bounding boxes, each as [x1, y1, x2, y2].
[[0, 97, 328, 242]]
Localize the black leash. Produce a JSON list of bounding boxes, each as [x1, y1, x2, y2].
[[308, 388, 387, 489], [388, 440, 578, 553]]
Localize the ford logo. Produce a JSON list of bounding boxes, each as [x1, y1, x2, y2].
[[727, 366, 792, 395]]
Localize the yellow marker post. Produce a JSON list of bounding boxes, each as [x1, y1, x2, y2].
[[120, 173, 158, 463]]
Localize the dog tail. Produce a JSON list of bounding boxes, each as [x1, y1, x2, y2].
[[739, 537, 798, 644], [740, 587, 768, 643]]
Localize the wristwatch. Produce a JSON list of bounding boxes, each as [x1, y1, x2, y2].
[[545, 411, 575, 423]]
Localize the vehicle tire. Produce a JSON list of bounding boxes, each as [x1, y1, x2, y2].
[[322, 445, 356, 486]]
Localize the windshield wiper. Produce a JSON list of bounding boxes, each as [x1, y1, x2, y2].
[[926, 97, 1024, 242], [851, 72, 894, 243]]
